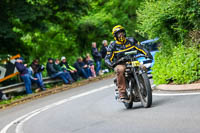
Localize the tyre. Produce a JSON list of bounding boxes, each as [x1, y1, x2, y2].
[[123, 80, 133, 109], [124, 101, 133, 109], [123, 95, 133, 109], [137, 72, 152, 108]]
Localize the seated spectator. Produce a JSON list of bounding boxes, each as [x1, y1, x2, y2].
[[46, 58, 70, 84], [74, 57, 92, 79], [27, 67, 40, 92], [30, 59, 46, 91], [15, 57, 37, 94], [110, 41, 114, 45], [84, 54, 96, 77], [60, 56, 79, 81], [0, 90, 8, 100], [54, 58, 74, 83]]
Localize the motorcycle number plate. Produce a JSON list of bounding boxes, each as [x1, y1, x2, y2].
[[132, 61, 140, 67]]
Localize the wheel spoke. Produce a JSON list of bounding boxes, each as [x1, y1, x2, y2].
[[138, 74, 148, 103], [137, 72, 152, 108]]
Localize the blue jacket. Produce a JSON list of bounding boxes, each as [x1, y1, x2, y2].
[[15, 62, 28, 75]]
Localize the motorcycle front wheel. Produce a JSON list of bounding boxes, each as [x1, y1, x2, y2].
[[137, 72, 152, 108]]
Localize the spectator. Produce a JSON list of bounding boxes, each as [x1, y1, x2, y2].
[[110, 41, 114, 45], [100, 40, 108, 59], [15, 57, 37, 94], [30, 59, 46, 91], [46, 58, 70, 84], [101, 40, 111, 74], [54, 58, 74, 83], [74, 57, 92, 79], [84, 54, 96, 77], [91, 42, 102, 76], [27, 67, 40, 92], [60, 56, 79, 81], [0, 90, 8, 100]]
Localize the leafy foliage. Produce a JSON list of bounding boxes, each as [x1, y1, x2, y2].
[[152, 44, 200, 84], [137, 0, 200, 42], [1, 0, 143, 64], [0, 0, 90, 64], [0, 0, 199, 84], [137, 0, 200, 84]]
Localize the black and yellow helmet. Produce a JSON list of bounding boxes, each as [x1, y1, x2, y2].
[[112, 25, 126, 42]]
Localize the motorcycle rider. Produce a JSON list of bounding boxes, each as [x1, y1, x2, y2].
[[105, 25, 153, 101]]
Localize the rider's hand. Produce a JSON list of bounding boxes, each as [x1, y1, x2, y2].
[[107, 62, 115, 68], [146, 53, 153, 60], [111, 64, 115, 68]]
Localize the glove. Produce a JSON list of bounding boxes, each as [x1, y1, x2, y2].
[[146, 53, 153, 60], [111, 63, 117, 68], [40, 65, 45, 71], [106, 62, 114, 69]]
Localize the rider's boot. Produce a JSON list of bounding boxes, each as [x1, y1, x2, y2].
[[119, 91, 128, 102]]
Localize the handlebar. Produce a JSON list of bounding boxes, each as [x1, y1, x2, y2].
[[135, 54, 146, 58], [112, 50, 147, 67], [124, 50, 138, 55]]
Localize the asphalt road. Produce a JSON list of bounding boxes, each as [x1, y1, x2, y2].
[[0, 78, 200, 133]]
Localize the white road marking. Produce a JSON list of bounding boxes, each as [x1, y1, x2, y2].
[[1, 83, 200, 133], [0, 84, 115, 133], [0, 108, 43, 133]]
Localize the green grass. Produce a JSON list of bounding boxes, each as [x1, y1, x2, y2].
[[0, 82, 63, 106], [0, 95, 26, 105]]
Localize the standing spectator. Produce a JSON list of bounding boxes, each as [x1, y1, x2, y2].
[[15, 57, 37, 94], [84, 54, 96, 77], [46, 58, 70, 84], [100, 40, 108, 59], [74, 57, 92, 79], [91, 42, 102, 76], [30, 59, 46, 91], [60, 56, 79, 81], [110, 41, 114, 45], [101, 40, 111, 73], [54, 58, 74, 83]]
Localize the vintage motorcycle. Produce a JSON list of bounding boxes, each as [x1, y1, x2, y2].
[[113, 50, 152, 109]]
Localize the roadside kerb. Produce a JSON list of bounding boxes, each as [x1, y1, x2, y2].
[[154, 83, 200, 91]]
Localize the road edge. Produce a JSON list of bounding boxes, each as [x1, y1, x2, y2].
[[0, 74, 115, 110], [153, 83, 200, 91]]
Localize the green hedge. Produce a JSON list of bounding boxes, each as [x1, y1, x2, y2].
[[137, 0, 200, 42], [152, 44, 200, 84], [137, 0, 200, 84]]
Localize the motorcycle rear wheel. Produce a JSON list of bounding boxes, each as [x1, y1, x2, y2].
[[123, 81, 133, 109]]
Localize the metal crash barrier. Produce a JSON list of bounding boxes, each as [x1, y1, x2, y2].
[[0, 54, 62, 94], [0, 77, 62, 94]]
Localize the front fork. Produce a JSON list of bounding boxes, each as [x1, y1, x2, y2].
[[132, 66, 145, 93]]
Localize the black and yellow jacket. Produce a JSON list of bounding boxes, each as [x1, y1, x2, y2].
[[105, 39, 152, 68]]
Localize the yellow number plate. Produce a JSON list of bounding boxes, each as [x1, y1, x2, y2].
[[132, 61, 140, 67]]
